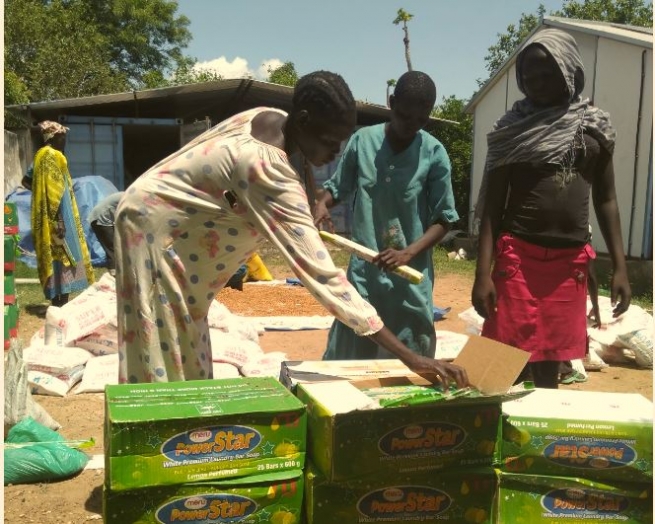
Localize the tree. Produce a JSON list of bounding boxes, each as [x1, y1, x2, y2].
[[76, 0, 193, 88], [483, 0, 653, 80], [267, 62, 299, 87], [431, 97, 473, 231], [4, 0, 193, 113], [393, 8, 414, 71], [555, 0, 652, 25], [386, 79, 396, 108], [483, 5, 546, 79]]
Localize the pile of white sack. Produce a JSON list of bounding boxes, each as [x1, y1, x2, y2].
[[21, 273, 288, 397], [458, 296, 653, 375]]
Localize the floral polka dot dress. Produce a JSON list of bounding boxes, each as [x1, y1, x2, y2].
[[115, 108, 383, 383]]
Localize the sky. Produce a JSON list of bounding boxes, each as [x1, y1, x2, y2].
[[176, 0, 566, 106]]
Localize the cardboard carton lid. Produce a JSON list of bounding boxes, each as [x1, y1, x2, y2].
[[453, 335, 530, 395]]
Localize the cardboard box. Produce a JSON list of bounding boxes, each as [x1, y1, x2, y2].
[[105, 377, 306, 491], [4, 271, 16, 305], [501, 389, 653, 483], [103, 469, 304, 524], [4, 234, 17, 271], [297, 336, 531, 482], [4, 202, 19, 234], [280, 359, 419, 391], [4, 304, 18, 339], [282, 334, 531, 395], [495, 471, 652, 524], [305, 461, 497, 524]]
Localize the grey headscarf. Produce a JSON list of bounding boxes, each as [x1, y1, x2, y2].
[[475, 28, 616, 220]]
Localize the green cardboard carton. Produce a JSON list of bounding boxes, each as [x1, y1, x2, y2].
[[4, 271, 15, 305], [4, 303, 18, 338], [4, 234, 17, 271], [105, 377, 306, 491], [104, 469, 304, 524], [501, 389, 653, 482], [4, 202, 19, 234], [495, 471, 652, 523], [305, 461, 496, 524], [298, 380, 503, 482], [296, 336, 531, 482]]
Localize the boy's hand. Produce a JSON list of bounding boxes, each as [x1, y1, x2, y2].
[[374, 248, 412, 271]]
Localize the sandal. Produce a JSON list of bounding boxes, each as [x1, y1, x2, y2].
[[560, 371, 587, 384]]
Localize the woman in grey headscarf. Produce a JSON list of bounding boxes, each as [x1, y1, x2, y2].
[[472, 28, 631, 388]]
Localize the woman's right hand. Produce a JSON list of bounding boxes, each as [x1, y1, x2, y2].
[[405, 354, 469, 389], [472, 274, 496, 319], [313, 200, 334, 232]]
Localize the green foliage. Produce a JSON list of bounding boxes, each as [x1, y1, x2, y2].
[[4, 0, 193, 117], [4, 70, 31, 128], [392, 8, 414, 25], [267, 62, 299, 87], [482, 0, 653, 82], [555, 0, 653, 26], [392, 7, 414, 71], [432, 96, 474, 231], [483, 5, 545, 80]]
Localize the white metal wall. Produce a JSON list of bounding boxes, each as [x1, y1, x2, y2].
[[469, 27, 652, 258]]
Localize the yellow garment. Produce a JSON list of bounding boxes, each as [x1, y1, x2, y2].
[[245, 252, 273, 281], [31, 145, 94, 289]]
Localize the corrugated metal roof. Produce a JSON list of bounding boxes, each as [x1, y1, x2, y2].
[[465, 16, 653, 113], [6, 77, 451, 128]]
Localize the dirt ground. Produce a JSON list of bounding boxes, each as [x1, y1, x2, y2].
[[4, 268, 653, 523]]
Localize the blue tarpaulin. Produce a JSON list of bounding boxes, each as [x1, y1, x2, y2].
[[6, 175, 119, 268]]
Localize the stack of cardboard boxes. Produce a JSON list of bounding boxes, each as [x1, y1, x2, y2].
[[4, 202, 19, 350], [285, 337, 531, 524], [99, 336, 652, 523], [103, 377, 307, 523], [282, 338, 653, 523], [496, 389, 653, 523]]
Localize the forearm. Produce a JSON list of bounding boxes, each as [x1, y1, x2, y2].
[[595, 198, 627, 272], [405, 222, 450, 258], [367, 326, 421, 366], [316, 188, 336, 209]]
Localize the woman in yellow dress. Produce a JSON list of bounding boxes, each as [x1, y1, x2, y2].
[[29, 121, 94, 306]]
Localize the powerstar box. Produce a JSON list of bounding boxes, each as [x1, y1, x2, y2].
[[4, 271, 16, 305], [305, 461, 496, 524], [4, 234, 17, 271], [4, 202, 19, 233], [105, 377, 306, 491], [495, 471, 653, 524], [297, 336, 531, 482], [501, 389, 653, 483], [280, 359, 418, 391], [104, 469, 304, 524]]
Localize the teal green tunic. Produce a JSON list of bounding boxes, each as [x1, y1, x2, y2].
[[322, 124, 458, 359]]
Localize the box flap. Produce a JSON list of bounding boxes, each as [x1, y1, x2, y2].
[[453, 335, 529, 395]]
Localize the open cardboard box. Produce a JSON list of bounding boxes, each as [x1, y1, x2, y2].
[[294, 336, 532, 482], [282, 334, 531, 396]]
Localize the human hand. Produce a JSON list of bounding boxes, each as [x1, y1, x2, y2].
[[313, 201, 334, 232], [374, 248, 412, 271], [588, 305, 601, 328], [53, 219, 66, 245], [472, 274, 496, 319], [610, 268, 631, 318], [405, 354, 469, 389]]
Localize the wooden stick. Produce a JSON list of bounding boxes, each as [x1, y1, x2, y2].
[[319, 231, 424, 284]]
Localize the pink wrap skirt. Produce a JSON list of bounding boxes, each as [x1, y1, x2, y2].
[[482, 233, 594, 362]]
